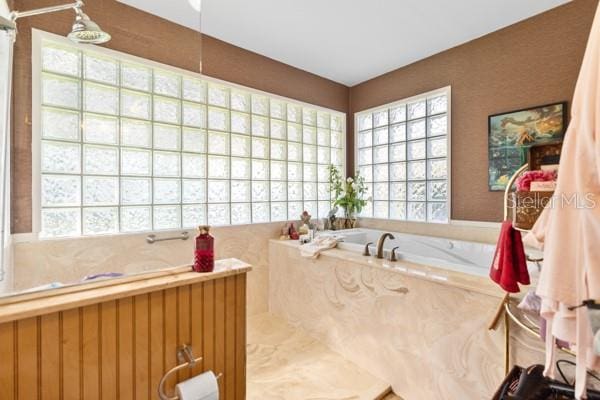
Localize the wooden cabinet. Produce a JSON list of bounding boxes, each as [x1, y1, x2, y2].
[[0, 265, 248, 400]]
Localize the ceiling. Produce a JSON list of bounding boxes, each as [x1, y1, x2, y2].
[[118, 0, 570, 86], [117, 0, 202, 31]]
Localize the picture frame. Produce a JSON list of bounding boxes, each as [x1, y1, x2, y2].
[[488, 102, 567, 191]]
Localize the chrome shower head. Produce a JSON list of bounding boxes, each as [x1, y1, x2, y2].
[[67, 6, 111, 44], [10, 1, 111, 44]]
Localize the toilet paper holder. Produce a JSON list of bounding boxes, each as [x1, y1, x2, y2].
[[158, 344, 223, 400]]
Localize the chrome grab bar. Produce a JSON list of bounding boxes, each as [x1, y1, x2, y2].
[[147, 231, 189, 244]]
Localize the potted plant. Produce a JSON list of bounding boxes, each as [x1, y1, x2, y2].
[[327, 165, 369, 229]]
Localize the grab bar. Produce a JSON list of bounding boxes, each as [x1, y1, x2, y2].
[[158, 344, 222, 400], [147, 231, 189, 244]]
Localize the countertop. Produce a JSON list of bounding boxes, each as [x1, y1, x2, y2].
[[270, 239, 508, 299], [0, 258, 251, 323]]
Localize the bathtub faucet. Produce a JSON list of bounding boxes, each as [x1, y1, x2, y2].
[[376, 233, 395, 259]]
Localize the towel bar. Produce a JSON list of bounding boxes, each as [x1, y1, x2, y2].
[[158, 344, 222, 400]]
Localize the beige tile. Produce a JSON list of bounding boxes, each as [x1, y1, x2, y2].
[[268, 240, 545, 399], [9, 222, 283, 316], [358, 218, 501, 244], [380, 393, 403, 400], [248, 312, 391, 400]]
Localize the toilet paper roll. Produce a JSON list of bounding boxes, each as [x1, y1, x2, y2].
[[175, 370, 219, 400]]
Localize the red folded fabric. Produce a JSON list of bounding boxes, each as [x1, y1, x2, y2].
[[490, 220, 530, 293]]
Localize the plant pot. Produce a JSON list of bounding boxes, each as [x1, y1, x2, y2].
[[345, 217, 357, 229], [333, 217, 357, 230]]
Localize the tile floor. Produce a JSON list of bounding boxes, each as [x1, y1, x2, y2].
[[247, 313, 393, 400]]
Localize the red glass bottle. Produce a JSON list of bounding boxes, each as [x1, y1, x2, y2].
[[193, 226, 214, 272]]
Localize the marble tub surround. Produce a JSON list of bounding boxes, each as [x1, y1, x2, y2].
[[247, 312, 392, 400], [273, 239, 503, 298], [269, 240, 544, 399], [358, 218, 501, 244], [9, 222, 281, 314]]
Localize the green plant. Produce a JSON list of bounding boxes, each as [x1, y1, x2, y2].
[[327, 164, 343, 207], [328, 164, 369, 218]]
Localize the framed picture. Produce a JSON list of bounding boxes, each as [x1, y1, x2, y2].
[[488, 102, 567, 191]]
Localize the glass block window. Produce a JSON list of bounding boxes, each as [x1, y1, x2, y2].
[[37, 39, 345, 238], [355, 88, 450, 223]]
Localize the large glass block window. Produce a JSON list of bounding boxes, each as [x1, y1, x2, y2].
[[355, 88, 450, 223], [37, 39, 344, 238]]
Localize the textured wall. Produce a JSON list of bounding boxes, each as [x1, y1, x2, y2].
[[10, 0, 597, 227], [9, 0, 349, 234], [349, 0, 597, 222]]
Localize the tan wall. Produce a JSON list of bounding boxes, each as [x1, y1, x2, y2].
[[10, 0, 349, 234], [0, 273, 247, 400], [348, 0, 597, 222]]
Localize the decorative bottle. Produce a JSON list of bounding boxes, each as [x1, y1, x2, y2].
[[193, 226, 214, 273]]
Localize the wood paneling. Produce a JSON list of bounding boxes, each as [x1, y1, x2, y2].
[[0, 273, 247, 400]]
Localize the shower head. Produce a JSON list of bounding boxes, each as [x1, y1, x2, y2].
[[10, 1, 111, 44], [0, 15, 16, 32], [67, 6, 111, 44]]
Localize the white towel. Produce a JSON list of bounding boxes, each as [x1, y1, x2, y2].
[[300, 236, 338, 258], [525, 3, 600, 397]]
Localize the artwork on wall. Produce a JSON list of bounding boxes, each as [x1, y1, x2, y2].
[[488, 102, 567, 191]]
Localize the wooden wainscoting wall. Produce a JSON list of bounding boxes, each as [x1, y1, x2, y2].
[[0, 273, 246, 400]]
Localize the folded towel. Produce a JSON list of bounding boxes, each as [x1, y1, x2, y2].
[[489, 220, 530, 293], [300, 237, 338, 259]]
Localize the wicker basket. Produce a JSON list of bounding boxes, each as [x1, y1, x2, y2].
[[528, 142, 562, 171], [510, 191, 554, 230]]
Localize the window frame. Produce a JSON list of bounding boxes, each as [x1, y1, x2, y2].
[[31, 29, 346, 239], [354, 86, 451, 223]]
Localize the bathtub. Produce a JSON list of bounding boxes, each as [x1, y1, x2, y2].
[[319, 228, 534, 277], [269, 231, 545, 399]]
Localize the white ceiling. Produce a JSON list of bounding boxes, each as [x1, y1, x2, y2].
[[117, 0, 202, 31], [118, 0, 570, 86]]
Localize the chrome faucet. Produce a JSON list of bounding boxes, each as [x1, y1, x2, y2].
[[376, 232, 395, 259]]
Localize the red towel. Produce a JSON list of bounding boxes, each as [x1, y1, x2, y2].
[[489, 221, 530, 293]]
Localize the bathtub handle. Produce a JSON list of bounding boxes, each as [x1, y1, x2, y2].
[[363, 242, 374, 256], [147, 231, 189, 244], [390, 247, 399, 262]]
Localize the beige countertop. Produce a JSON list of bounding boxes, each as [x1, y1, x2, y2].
[[270, 239, 508, 299], [0, 258, 251, 324]]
